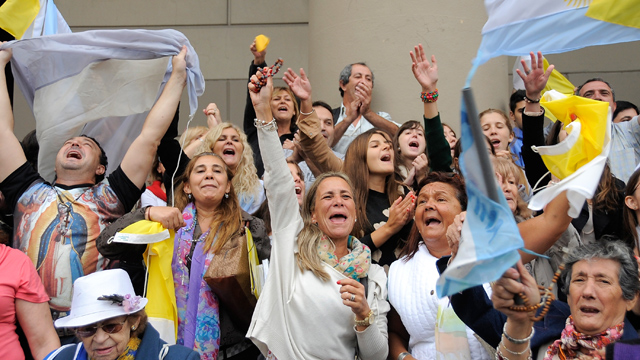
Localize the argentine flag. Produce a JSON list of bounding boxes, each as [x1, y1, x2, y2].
[[436, 92, 524, 298], [2, 30, 205, 182], [473, 0, 640, 67]]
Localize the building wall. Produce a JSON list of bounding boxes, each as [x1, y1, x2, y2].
[[11, 0, 640, 141]]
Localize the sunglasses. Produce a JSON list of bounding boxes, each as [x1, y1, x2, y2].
[[75, 317, 128, 338]]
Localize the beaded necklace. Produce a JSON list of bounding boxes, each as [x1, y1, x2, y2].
[[177, 211, 211, 285]]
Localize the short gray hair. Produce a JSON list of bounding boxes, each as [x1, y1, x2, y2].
[[575, 77, 616, 102], [561, 239, 639, 301], [338, 62, 374, 97]]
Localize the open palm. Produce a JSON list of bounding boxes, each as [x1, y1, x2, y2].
[[283, 68, 312, 101], [410, 44, 438, 91]]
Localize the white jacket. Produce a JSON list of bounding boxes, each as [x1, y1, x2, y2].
[[247, 117, 390, 360]]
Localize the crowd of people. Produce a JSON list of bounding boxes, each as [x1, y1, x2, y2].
[[0, 36, 639, 360]]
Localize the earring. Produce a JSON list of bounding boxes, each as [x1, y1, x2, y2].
[[131, 326, 136, 331], [224, 193, 229, 199], [354, 218, 357, 223], [187, 193, 192, 201]]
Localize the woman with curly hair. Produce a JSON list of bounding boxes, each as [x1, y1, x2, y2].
[[199, 122, 265, 214]]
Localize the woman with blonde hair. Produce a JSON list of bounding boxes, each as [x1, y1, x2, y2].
[[200, 122, 265, 214], [247, 68, 389, 360]]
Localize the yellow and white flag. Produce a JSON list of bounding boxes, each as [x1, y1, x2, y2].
[[528, 90, 611, 217], [113, 220, 178, 344], [0, 0, 70, 39]]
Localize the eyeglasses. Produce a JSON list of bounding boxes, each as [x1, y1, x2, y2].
[[75, 317, 128, 338]]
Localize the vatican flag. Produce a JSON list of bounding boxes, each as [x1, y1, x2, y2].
[[0, 0, 70, 39], [113, 220, 178, 344], [528, 90, 611, 218]]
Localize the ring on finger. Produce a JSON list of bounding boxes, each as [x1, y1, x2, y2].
[[350, 294, 356, 302]]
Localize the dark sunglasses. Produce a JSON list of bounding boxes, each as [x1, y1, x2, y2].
[[75, 317, 128, 338]]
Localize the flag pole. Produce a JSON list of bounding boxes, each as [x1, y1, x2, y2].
[[462, 87, 500, 202]]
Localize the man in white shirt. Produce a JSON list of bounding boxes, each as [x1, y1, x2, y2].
[[331, 62, 399, 154], [575, 78, 640, 182]]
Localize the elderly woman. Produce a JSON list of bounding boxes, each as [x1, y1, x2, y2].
[[387, 172, 492, 360], [246, 71, 389, 359], [492, 240, 639, 359], [45, 269, 198, 360]]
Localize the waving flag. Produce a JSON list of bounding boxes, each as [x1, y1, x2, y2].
[[473, 0, 640, 68], [0, 0, 70, 40], [528, 91, 611, 217], [436, 89, 524, 297], [112, 220, 177, 344], [2, 29, 205, 181]]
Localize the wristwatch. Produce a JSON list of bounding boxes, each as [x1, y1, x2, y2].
[[354, 310, 375, 327]]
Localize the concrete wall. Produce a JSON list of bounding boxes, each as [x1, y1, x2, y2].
[[10, 0, 640, 142]]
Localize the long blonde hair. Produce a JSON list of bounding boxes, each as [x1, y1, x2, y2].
[[199, 123, 261, 205], [297, 172, 355, 282], [174, 153, 243, 253]]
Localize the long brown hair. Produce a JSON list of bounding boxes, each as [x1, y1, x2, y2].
[[393, 120, 426, 169], [623, 167, 640, 251], [342, 129, 404, 236], [273, 87, 300, 134], [174, 153, 243, 253]]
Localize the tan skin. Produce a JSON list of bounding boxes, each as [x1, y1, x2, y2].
[[388, 180, 463, 360], [283, 67, 416, 249], [249, 72, 373, 328], [78, 315, 141, 360], [16, 299, 60, 360]]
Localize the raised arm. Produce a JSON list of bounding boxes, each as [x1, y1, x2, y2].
[[244, 40, 268, 177], [0, 46, 27, 182], [410, 44, 452, 172], [283, 68, 343, 174], [518, 52, 554, 190], [250, 71, 300, 233], [120, 46, 187, 189]]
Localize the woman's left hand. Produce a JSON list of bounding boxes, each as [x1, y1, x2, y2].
[[410, 44, 438, 92], [337, 278, 370, 320], [248, 70, 273, 119], [283, 67, 312, 101]]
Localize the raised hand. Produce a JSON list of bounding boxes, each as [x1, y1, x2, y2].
[[282, 68, 312, 101], [171, 45, 188, 86], [250, 39, 266, 65], [515, 51, 554, 100], [410, 44, 438, 92], [248, 70, 273, 120], [0, 43, 11, 67], [203, 103, 222, 128]]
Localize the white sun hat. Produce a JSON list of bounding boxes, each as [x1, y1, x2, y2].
[[54, 269, 148, 328]]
